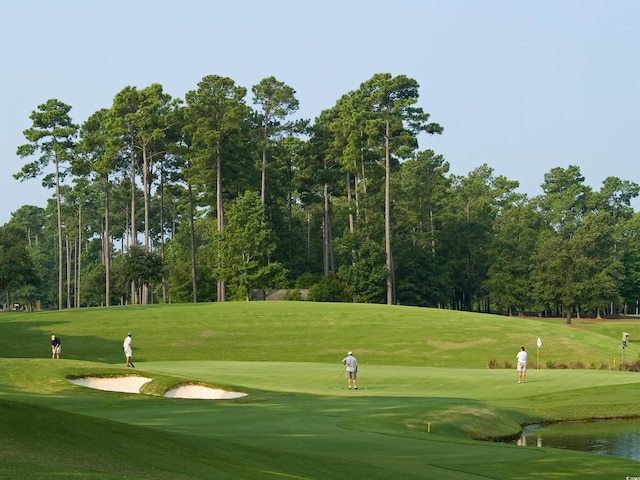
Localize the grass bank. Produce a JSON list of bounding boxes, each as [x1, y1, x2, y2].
[[1, 302, 638, 479]]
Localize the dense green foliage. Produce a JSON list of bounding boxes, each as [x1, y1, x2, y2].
[[1, 302, 639, 479], [0, 223, 39, 305], [4, 74, 639, 316]]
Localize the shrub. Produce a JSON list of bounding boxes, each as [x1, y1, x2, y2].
[[618, 360, 640, 372], [487, 357, 500, 369], [629, 360, 640, 372], [294, 272, 317, 289], [284, 288, 302, 301], [308, 274, 349, 302]]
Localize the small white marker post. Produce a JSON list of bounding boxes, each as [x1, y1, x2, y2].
[[536, 337, 542, 370]]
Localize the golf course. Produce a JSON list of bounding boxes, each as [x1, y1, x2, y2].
[[1, 302, 639, 479]]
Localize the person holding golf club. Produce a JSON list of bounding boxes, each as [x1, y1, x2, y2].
[[342, 351, 358, 390], [123, 332, 134, 368]]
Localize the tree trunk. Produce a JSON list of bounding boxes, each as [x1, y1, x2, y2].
[[143, 147, 150, 252], [216, 144, 226, 302], [104, 173, 111, 307], [188, 184, 198, 303], [429, 203, 436, 256], [77, 206, 82, 308], [347, 172, 354, 234], [130, 138, 137, 304], [359, 143, 368, 230], [55, 156, 63, 310], [160, 162, 167, 304], [66, 236, 71, 309], [384, 119, 394, 305], [142, 147, 151, 305], [261, 140, 267, 205], [322, 183, 334, 275]]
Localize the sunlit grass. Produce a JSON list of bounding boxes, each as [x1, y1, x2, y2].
[[1, 303, 639, 479]]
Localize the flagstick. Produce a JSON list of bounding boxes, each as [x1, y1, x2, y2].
[[536, 337, 542, 370]]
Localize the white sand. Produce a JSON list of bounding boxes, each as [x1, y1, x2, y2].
[[164, 385, 247, 399], [69, 376, 151, 393], [68, 376, 247, 399]]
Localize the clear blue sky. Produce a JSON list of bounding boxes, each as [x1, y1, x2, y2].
[[1, 0, 638, 224]]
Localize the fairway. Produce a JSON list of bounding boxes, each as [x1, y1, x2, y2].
[[1, 302, 639, 479]]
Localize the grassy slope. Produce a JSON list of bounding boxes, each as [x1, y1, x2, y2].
[[6, 302, 639, 367], [1, 303, 639, 479]]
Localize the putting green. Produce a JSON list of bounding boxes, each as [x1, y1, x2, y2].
[[43, 360, 639, 479]]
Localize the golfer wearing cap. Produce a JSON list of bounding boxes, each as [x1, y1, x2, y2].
[[123, 332, 134, 367], [50, 335, 61, 359], [342, 351, 358, 390]]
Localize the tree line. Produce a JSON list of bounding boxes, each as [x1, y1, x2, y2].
[[1, 73, 638, 319]]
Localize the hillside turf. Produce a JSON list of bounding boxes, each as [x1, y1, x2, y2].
[[1, 302, 639, 479]]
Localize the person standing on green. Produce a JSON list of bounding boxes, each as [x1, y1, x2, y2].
[[342, 351, 358, 390], [516, 346, 528, 383], [51, 335, 61, 359], [123, 332, 134, 368]]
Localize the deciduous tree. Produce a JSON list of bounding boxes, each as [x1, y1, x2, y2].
[[213, 191, 287, 301], [0, 224, 39, 308]]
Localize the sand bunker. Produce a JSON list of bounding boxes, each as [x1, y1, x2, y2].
[[69, 376, 151, 394], [164, 385, 247, 399], [69, 376, 246, 399]]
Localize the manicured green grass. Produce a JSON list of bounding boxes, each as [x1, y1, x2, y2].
[[1, 303, 639, 479], [5, 302, 638, 367]]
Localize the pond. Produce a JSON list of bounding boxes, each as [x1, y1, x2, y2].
[[513, 418, 640, 462]]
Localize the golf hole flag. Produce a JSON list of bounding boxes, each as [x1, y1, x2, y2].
[[536, 337, 542, 369], [537, 337, 542, 348]]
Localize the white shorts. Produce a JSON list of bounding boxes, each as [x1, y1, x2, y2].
[[124, 347, 132, 357], [517, 361, 527, 372], [52, 346, 61, 354]]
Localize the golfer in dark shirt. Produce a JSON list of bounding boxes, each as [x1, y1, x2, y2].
[[51, 335, 61, 359]]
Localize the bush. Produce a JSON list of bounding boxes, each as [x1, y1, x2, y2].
[[618, 360, 640, 372], [284, 288, 302, 301], [294, 272, 317, 289], [308, 274, 349, 302], [487, 357, 500, 369]]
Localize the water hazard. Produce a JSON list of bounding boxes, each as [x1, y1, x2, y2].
[[514, 418, 640, 462]]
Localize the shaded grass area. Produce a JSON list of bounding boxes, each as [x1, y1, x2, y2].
[[0, 398, 373, 480], [1, 303, 639, 479]]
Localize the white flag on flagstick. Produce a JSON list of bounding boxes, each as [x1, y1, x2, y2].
[[537, 337, 542, 348]]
